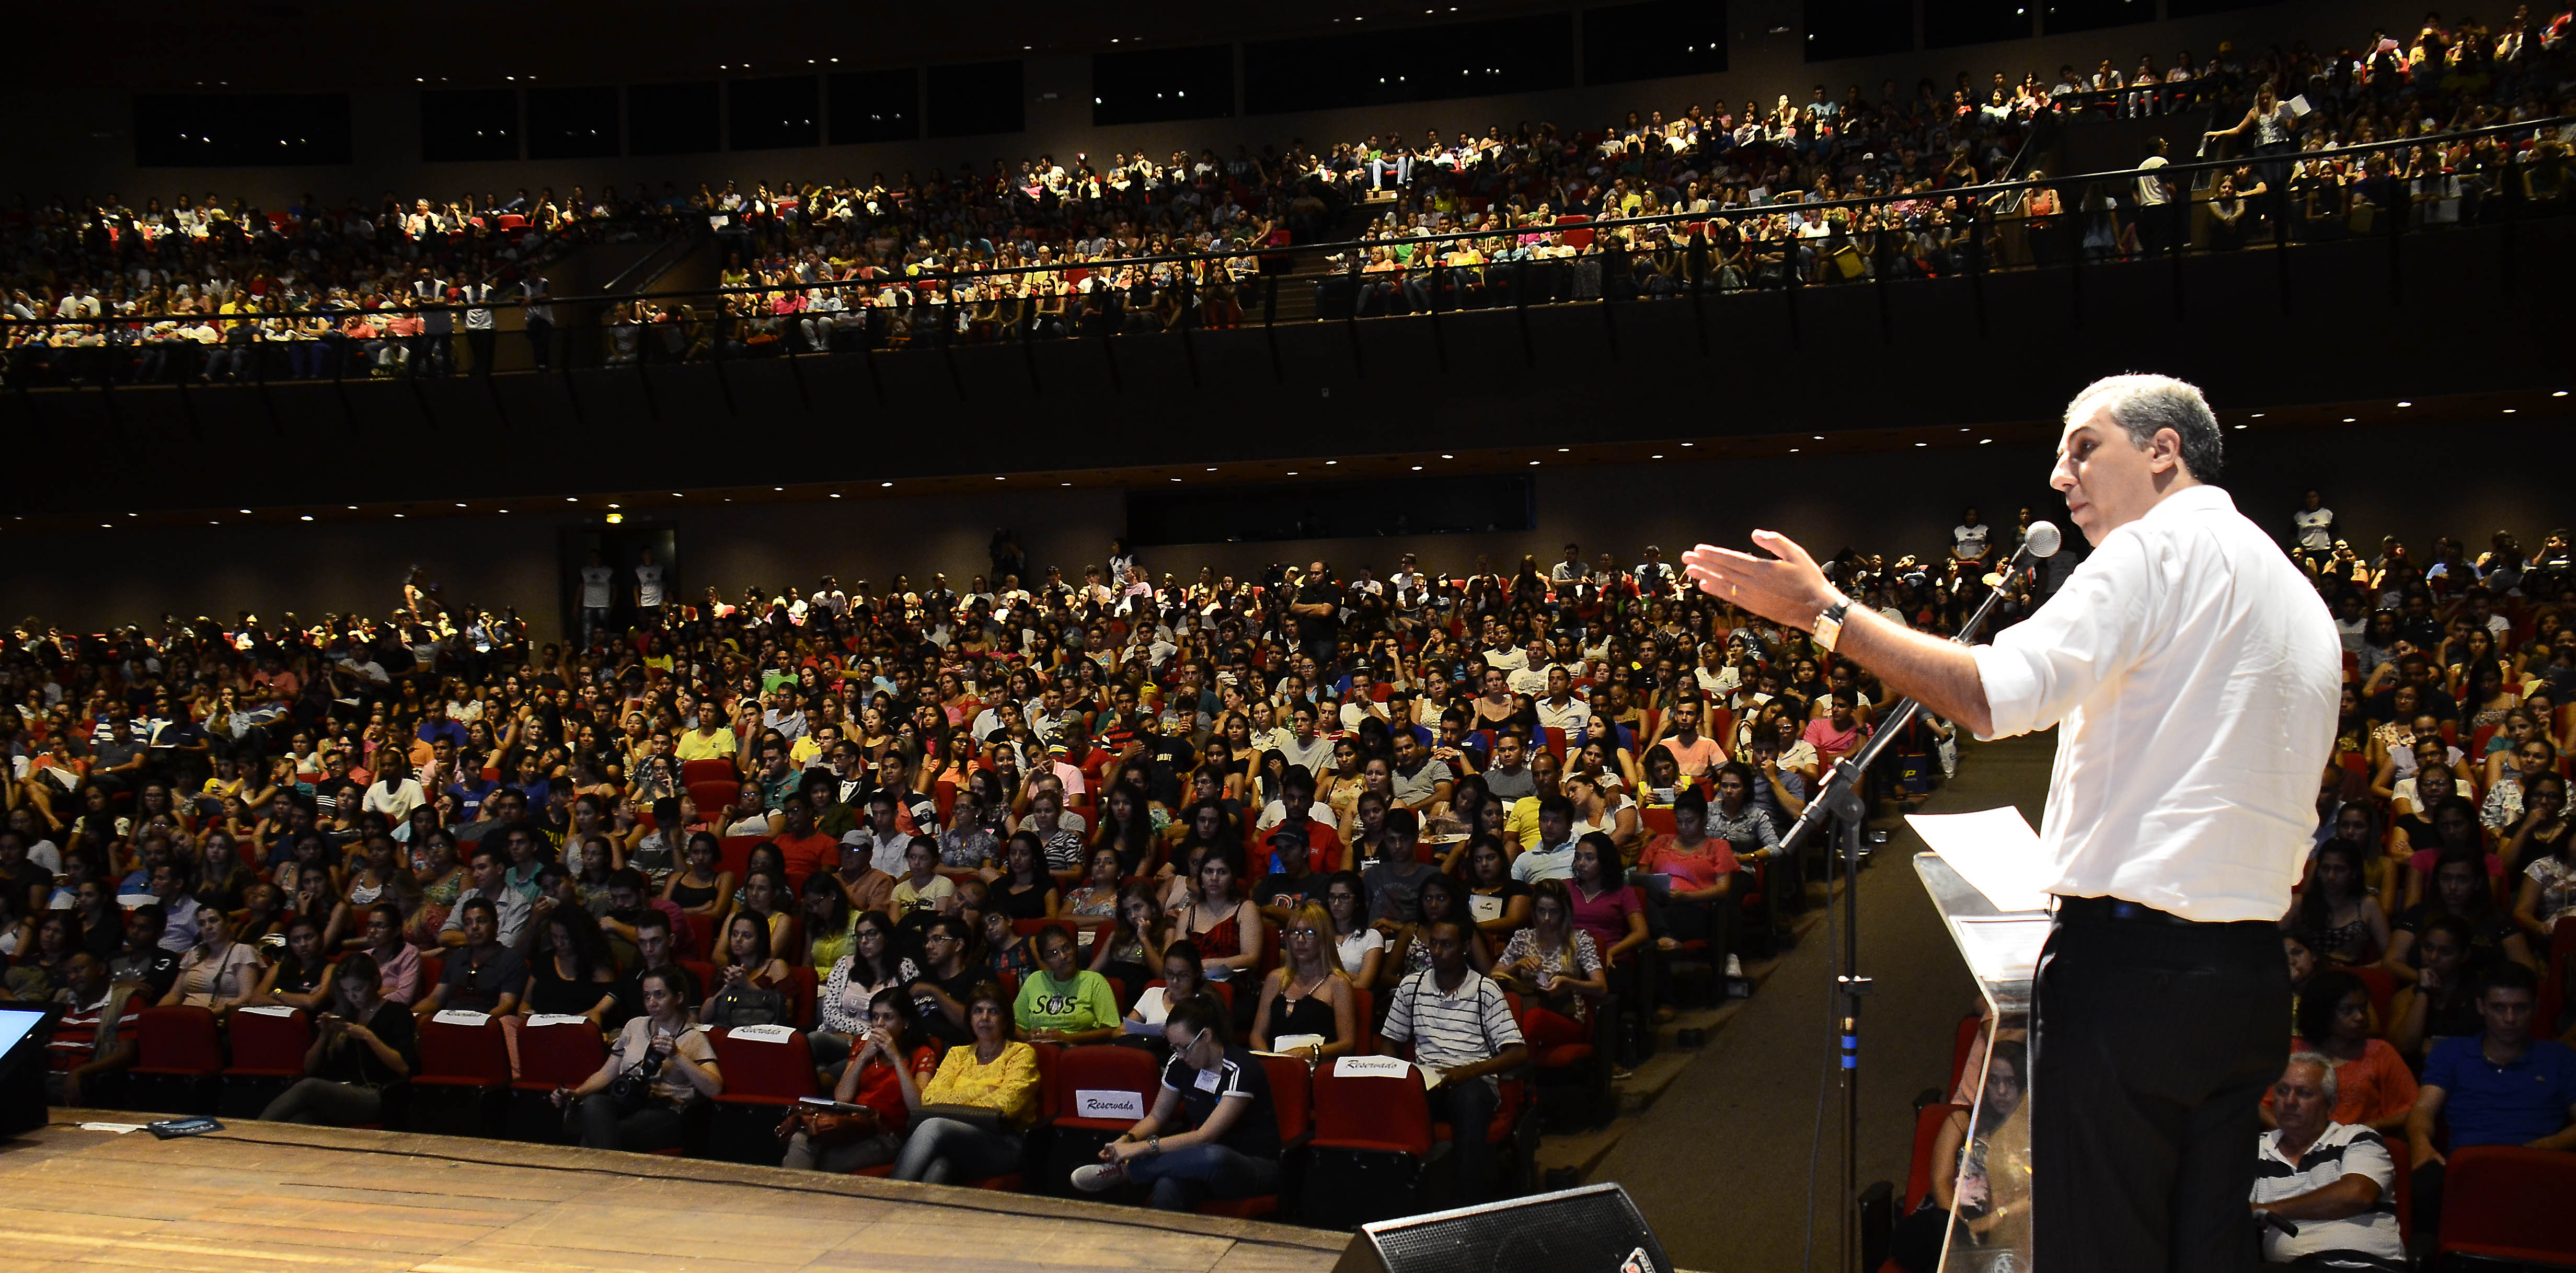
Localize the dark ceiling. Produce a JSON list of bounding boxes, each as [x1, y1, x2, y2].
[[26, 0, 1592, 92]]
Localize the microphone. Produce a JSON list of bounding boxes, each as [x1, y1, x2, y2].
[[1981, 520, 2063, 587]]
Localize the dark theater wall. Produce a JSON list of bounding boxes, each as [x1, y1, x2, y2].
[[4, 0, 2430, 204], [9, 418, 2564, 641]]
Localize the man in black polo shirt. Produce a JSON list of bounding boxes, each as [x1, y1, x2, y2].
[[1289, 562, 1342, 671], [1071, 996, 1281, 1210]]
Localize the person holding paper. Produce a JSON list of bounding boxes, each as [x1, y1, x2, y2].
[[1251, 901, 1356, 1060], [1071, 994, 1283, 1210], [1380, 920, 1529, 1202], [1682, 373, 2341, 1273]]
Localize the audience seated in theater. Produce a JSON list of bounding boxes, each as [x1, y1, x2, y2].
[[2404, 962, 2576, 1248]]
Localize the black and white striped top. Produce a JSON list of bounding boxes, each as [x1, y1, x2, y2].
[[2250, 1122, 2406, 1270]]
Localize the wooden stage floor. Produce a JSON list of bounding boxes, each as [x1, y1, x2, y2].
[[0, 1112, 1347, 1273]]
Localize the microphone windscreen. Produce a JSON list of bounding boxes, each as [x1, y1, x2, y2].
[[2026, 520, 2064, 559]]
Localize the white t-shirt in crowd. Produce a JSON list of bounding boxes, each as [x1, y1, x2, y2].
[[1954, 523, 1991, 561], [2292, 506, 2334, 551], [636, 563, 666, 608], [578, 566, 614, 609]]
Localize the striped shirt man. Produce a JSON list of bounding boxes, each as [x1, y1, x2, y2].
[[2250, 1122, 2406, 1269], [1381, 966, 1524, 1092]]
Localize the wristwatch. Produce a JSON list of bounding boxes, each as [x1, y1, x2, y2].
[[1812, 596, 1852, 653]]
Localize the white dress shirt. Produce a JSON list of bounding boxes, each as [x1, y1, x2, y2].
[[1970, 484, 2340, 922]]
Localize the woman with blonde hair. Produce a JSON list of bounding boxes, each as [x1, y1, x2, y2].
[[1250, 901, 1359, 1059]]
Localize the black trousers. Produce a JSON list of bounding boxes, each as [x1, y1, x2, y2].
[[2032, 904, 2287, 1273]]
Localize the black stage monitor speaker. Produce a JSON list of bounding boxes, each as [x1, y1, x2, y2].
[[1332, 1183, 1672, 1273], [0, 1004, 62, 1138]]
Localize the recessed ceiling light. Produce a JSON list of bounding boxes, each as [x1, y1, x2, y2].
[[2251, 413, 2265, 418], [238, 508, 252, 514], [1789, 448, 1800, 453], [1959, 427, 1971, 432], [1440, 454, 1454, 459], [829, 493, 841, 499], [209, 520, 220, 525], [1555, 447, 1569, 453], [345, 505, 356, 510], [2233, 424, 2247, 430], [393, 514, 404, 518], [1979, 438, 1993, 445], [1061, 482, 1072, 487], [498, 508, 509, 513], [2342, 417, 2355, 423], [99, 523, 109, 528], [300, 515, 314, 522], [1411, 465, 1423, 470], [565, 496, 578, 502], [2504, 408, 2517, 414], [455, 502, 468, 507], [1680, 443, 1693, 447], [672, 492, 684, 497], [1205, 467, 1217, 472], [2396, 401, 2412, 407], [880, 482, 893, 488], [774, 487, 784, 491], [2555, 390, 2569, 397], [1170, 478, 1182, 483], [1812, 435, 1824, 441], [1326, 461, 1338, 466], [1528, 460, 1540, 466], [995, 476, 1006, 481], [606, 503, 619, 510], [1650, 454, 1664, 459]]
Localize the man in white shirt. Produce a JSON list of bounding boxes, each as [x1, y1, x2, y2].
[[1952, 507, 1992, 563], [634, 548, 668, 618], [2292, 491, 2337, 573], [1505, 637, 1554, 698], [1533, 666, 1592, 737], [577, 550, 615, 648], [1683, 373, 2339, 1273], [2249, 1052, 2406, 1269]]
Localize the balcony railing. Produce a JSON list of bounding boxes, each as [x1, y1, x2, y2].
[[4, 117, 2567, 390]]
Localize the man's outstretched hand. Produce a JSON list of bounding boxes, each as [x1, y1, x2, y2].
[[1682, 531, 1840, 631]]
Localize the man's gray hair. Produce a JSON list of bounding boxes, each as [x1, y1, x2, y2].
[[2064, 373, 2224, 483], [2284, 1049, 2338, 1106]]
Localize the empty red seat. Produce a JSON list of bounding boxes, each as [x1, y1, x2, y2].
[[512, 1019, 607, 1094], [223, 1008, 312, 1080], [2436, 1145, 2576, 1267], [681, 759, 739, 788], [415, 1016, 511, 1091]]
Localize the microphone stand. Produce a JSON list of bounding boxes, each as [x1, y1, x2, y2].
[[1785, 538, 2040, 1273]]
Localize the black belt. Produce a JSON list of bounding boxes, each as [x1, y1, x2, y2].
[[2052, 895, 2197, 926]]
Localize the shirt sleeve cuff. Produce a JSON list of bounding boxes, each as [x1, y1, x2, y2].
[[1969, 642, 2042, 742]]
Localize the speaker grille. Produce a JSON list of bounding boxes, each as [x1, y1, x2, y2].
[[1365, 1187, 1665, 1273]]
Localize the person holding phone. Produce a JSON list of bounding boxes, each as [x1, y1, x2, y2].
[[258, 951, 416, 1126]]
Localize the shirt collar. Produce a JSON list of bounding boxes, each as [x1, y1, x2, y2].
[[2138, 481, 2234, 527]]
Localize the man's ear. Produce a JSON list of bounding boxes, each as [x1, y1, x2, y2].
[[2149, 427, 2187, 475]]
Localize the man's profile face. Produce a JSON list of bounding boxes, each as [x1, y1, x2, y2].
[[2051, 409, 2176, 546]]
